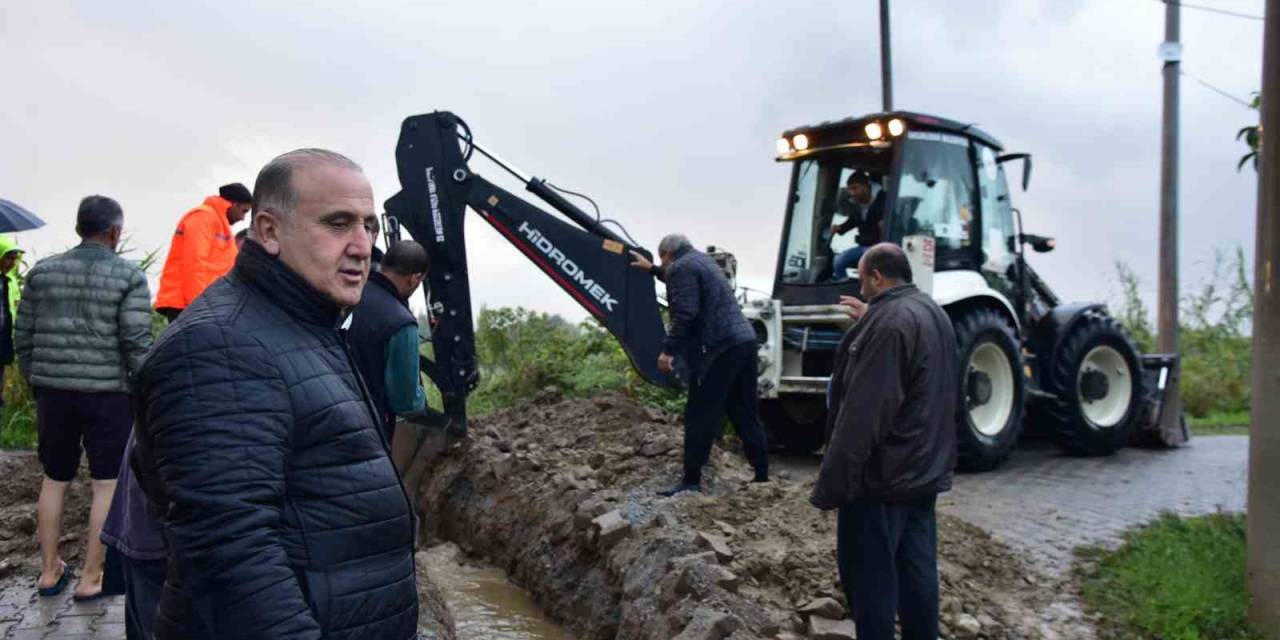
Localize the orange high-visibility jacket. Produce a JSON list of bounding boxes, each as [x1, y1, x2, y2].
[[155, 196, 238, 310]]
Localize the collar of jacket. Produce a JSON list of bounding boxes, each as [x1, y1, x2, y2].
[[671, 245, 694, 261], [869, 283, 918, 307], [202, 195, 232, 220], [233, 239, 348, 329], [367, 270, 410, 310]]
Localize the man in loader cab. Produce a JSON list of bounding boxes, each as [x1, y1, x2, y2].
[[629, 234, 769, 497], [154, 183, 253, 321], [828, 171, 885, 281]]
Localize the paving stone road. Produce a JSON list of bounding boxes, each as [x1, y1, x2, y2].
[[776, 435, 1249, 576], [0, 581, 124, 640]]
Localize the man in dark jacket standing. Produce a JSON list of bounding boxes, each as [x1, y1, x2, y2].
[[810, 243, 958, 640], [131, 149, 418, 640], [630, 234, 769, 497]]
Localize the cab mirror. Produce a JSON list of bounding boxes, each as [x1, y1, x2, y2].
[[997, 152, 1032, 191], [1021, 233, 1055, 253]]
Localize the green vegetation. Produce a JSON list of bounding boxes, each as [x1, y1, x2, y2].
[[1115, 249, 1252, 433], [463, 306, 684, 415], [1080, 512, 1260, 640], [0, 365, 36, 449]]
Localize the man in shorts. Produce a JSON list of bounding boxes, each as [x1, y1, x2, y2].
[[15, 195, 153, 600]]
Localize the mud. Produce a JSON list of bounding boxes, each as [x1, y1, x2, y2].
[[415, 390, 1096, 639], [0, 453, 93, 578]]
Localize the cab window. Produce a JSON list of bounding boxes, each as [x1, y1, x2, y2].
[[890, 131, 976, 268]]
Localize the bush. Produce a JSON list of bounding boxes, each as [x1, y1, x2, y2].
[[1080, 512, 1260, 640], [464, 306, 684, 415], [0, 365, 36, 449], [1114, 249, 1252, 421]]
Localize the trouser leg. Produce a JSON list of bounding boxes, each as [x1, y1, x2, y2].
[[837, 498, 907, 640], [682, 355, 735, 485], [723, 344, 769, 476], [124, 557, 166, 640], [896, 495, 940, 640]]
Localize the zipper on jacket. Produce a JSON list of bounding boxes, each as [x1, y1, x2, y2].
[[337, 328, 417, 550]]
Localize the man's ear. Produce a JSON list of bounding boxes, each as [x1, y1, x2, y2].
[[253, 210, 284, 256]]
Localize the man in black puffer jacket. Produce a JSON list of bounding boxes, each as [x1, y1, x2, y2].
[[631, 234, 769, 496], [130, 149, 417, 640]]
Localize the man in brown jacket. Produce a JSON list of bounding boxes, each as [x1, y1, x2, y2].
[[810, 243, 958, 640]]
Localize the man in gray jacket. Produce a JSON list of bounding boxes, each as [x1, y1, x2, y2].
[[16, 195, 153, 600], [810, 243, 957, 640]]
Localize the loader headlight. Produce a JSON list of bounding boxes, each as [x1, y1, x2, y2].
[[865, 122, 883, 140], [776, 137, 792, 155], [887, 118, 905, 137], [792, 133, 810, 151]]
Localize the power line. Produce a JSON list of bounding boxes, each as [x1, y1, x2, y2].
[[1181, 69, 1258, 108], [1158, 0, 1265, 21]]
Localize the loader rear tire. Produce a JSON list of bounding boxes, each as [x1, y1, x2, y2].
[[1043, 313, 1145, 456], [952, 307, 1025, 472]]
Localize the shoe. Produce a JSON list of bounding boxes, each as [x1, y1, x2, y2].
[[656, 482, 701, 497], [37, 563, 72, 598], [72, 589, 108, 603], [752, 468, 770, 483]]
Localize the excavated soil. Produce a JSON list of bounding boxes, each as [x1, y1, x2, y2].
[[0, 453, 92, 578], [415, 390, 1093, 639]]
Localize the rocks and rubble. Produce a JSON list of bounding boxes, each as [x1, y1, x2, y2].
[[414, 391, 1094, 639]]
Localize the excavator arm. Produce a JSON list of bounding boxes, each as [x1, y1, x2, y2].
[[384, 111, 672, 432]]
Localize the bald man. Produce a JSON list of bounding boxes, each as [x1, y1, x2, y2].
[[810, 243, 958, 640]]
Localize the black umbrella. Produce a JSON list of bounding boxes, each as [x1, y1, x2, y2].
[[0, 199, 46, 233]]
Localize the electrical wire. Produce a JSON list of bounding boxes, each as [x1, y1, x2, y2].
[[1157, 0, 1264, 21], [1180, 69, 1258, 109]]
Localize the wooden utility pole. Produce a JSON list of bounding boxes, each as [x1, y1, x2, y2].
[[1249, 0, 1279, 634], [879, 0, 893, 112], [1156, 0, 1184, 441]]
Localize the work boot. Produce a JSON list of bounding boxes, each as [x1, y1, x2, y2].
[[656, 481, 701, 497], [752, 467, 770, 483]]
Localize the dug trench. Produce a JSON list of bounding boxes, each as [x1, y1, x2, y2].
[[415, 390, 1096, 639]]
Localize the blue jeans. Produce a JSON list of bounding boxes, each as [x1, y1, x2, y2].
[[837, 494, 940, 640], [832, 246, 869, 280]]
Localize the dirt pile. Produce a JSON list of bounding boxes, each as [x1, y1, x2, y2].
[[0, 453, 92, 578], [415, 391, 1085, 639]]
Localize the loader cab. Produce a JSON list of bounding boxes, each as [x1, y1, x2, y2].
[[772, 112, 1019, 306]]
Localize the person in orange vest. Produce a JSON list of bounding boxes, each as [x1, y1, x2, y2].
[[154, 184, 252, 321]]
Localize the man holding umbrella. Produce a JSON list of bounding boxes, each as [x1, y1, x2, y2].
[[0, 199, 43, 421]]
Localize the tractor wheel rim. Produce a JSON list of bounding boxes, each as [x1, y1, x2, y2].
[[1077, 345, 1133, 428], [967, 342, 1015, 437]]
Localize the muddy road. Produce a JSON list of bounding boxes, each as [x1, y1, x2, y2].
[[413, 390, 1098, 639]]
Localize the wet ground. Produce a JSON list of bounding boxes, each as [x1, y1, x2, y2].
[[424, 543, 572, 640], [775, 435, 1249, 576]]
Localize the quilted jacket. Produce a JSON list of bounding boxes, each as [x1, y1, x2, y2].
[[130, 240, 418, 640], [14, 242, 153, 392], [658, 246, 755, 374]]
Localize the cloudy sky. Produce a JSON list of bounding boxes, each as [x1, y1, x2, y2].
[[0, 0, 1264, 322]]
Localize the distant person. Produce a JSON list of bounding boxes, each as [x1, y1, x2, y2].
[[828, 172, 886, 281], [15, 195, 153, 600], [154, 183, 252, 321], [130, 149, 418, 639], [630, 234, 769, 497], [810, 243, 958, 640], [347, 239, 451, 507], [0, 236, 23, 417]]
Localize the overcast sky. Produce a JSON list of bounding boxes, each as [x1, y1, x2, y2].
[[0, 0, 1264, 322]]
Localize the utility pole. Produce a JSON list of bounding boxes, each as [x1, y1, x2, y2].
[[1249, 0, 1279, 634], [879, 0, 893, 112], [1156, 0, 1185, 443]]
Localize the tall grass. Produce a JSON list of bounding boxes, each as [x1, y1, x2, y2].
[[1115, 248, 1252, 424]]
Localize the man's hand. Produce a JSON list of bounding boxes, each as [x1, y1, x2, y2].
[[657, 352, 675, 374], [838, 295, 867, 320], [629, 250, 653, 271]]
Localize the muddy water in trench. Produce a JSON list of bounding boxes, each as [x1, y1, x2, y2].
[[424, 543, 575, 639]]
